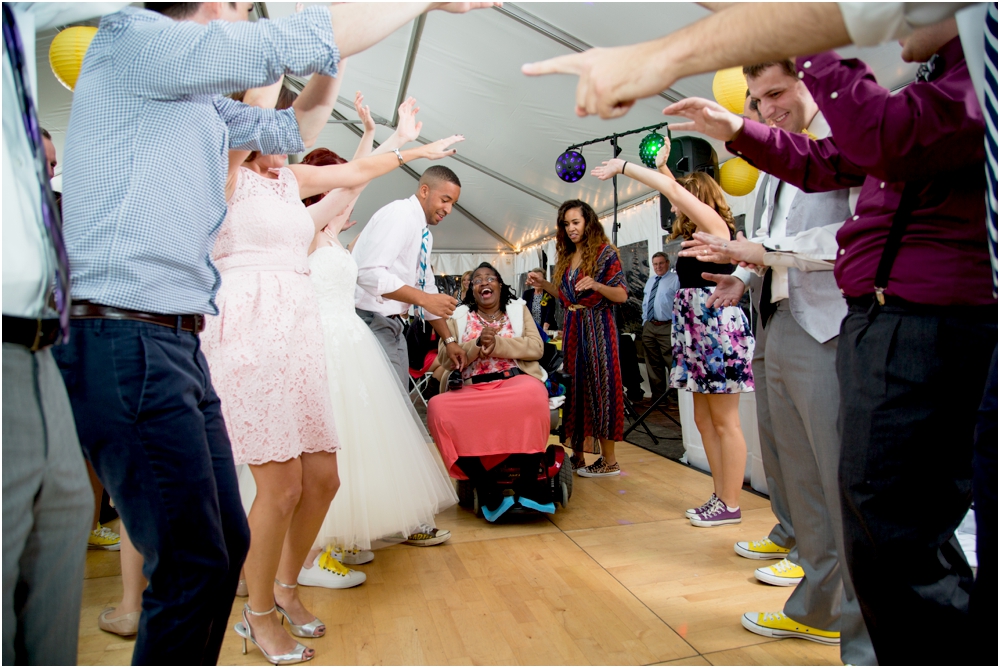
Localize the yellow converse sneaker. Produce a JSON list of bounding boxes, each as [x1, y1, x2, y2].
[[735, 537, 791, 560], [297, 548, 366, 589], [741, 611, 840, 645], [754, 558, 804, 586], [87, 524, 121, 551]]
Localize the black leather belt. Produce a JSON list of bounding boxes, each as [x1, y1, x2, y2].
[[647, 319, 670, 326], [2, 315, 62, 351], [70, 300, 205, 333], [846, 295, 996, 320], [469, 368, 523, 384]]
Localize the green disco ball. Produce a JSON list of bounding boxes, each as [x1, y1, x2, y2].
[[638, 132, 666, 168]]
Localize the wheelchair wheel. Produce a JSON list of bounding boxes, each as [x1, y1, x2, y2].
[[457, 478, 475, 509], [472, 488, 481, 517], [558, 459, 573, 507]]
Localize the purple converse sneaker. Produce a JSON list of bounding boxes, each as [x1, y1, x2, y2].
[[685, 493, 719, 519], [689, 498, 742, 527]]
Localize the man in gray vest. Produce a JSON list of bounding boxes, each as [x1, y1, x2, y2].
[[679, 60, 873, 665]]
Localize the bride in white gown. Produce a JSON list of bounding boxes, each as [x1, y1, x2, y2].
[[306, 235, 457, 552]]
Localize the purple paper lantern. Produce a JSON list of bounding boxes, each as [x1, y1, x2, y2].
[[555, 150, 586, 183]]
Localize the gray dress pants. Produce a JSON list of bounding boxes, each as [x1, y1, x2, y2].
[[357, 309, 409, 392], [759, 302, 875, 665], [640, 320, 673, 398], [2, 344, 93, 665], [754, 315, 796, 553]]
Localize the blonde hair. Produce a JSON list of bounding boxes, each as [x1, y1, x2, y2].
[[667, 172, 736, 241]]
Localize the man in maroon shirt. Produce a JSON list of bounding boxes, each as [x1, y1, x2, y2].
[[665, 20, 995, 665]]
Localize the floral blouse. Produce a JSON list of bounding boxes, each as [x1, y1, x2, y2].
[[461, 311, 517, 380]]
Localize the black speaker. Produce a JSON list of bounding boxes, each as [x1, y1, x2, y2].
[[660, 136, 720, 231]]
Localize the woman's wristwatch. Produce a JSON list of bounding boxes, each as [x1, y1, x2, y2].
[[443, 336, 457, 345]]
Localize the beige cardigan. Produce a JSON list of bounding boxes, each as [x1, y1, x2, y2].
[[435, 300, 546, 391]]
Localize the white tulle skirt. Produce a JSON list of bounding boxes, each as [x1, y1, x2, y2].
[[236, 311, 458, 550]]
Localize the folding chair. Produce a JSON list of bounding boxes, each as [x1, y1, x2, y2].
[[408, 350, 437, 407]]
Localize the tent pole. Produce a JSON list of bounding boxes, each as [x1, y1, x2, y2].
[[611, 136, 620, 246]]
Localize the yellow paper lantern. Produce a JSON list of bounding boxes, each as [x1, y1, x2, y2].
[[49, 26, 98, 91], [719, 157, 759, 197], [712, 66, 747, 115]]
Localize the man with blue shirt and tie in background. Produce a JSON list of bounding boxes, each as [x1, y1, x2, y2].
[[640, 252, 679, 403]]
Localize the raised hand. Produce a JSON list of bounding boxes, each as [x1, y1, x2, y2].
[[395, 97, 422, 144], [655, 140, 671, 170], [662, 97, 744, 142], [419, 135, 465, 160], [435, 2, 502, 13], [354, 91, 376, 134], [702, 273, 747, 309], [591, 158, 626, 181]]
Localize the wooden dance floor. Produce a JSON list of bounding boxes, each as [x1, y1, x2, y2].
[[78, 443, 840, 666]]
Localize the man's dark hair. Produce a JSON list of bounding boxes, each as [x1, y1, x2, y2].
[[652, 251, 668, 263], [743, 60, 797, 80], [462, 262, 515, 310], [419, 165, 461, 189], [40, 128, 52, 141], [145, 3, 204, 19]]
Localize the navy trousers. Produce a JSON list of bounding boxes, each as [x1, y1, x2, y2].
[[837, 304, 995, 666], [53, 320, 250, 665]]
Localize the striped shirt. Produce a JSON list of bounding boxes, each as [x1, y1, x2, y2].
[[62, 6, 340, 315]]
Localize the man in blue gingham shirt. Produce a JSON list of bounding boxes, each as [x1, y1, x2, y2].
[[62, 4, 341, 315], [52, 2, 498, 663]]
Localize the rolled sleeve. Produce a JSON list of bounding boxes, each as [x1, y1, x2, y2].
[[215, 98, 304, 154]]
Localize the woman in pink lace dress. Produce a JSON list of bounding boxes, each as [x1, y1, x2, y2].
[[200, 73, 464, 664]]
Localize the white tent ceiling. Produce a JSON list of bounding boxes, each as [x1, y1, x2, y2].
[[37, 2, 918, 254]]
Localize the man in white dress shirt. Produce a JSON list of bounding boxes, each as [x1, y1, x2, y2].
[[354, 165, 467, 389], [685, 61, 872, 662], [352, 165, 466, 547]]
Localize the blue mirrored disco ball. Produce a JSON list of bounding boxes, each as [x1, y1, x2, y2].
[[555, 150, 586, 183]]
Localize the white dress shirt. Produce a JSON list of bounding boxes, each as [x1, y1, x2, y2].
[[2, 2, 127, 318], [734, 111, 860, 297], [353, 194, 441, 320]]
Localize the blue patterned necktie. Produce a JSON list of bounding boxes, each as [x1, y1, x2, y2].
[[985, 3, 998, 295], [646, 275, 661, 322], [2, 5, 71, 342], [417, 227, 430, 320]]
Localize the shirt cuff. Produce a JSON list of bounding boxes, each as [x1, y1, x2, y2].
[[732, 266, 754, 285]]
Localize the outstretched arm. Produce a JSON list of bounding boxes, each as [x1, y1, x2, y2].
[[331, 3, 501, 59], [591, 146, 730, 238], [288, 135, 464, 199], [522, 3, 849, 119]]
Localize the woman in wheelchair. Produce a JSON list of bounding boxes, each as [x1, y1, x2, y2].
[[427, 263, 553, 521]]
